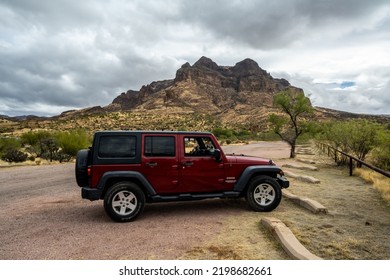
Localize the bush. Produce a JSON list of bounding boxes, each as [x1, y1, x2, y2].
[[21, 131, 51, 146], [212, 127, 254, 142], [1, 148, 28, 163], [40, 138, 59, 162], [0, 137, 21, 154], [55, 129, 91, 156], [372, 130, 390, 171], [322, 120, 380, 165], [20, 129, 91, 160]]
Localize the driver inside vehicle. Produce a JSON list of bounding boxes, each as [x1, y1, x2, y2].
[[185, 137, 215, 156]]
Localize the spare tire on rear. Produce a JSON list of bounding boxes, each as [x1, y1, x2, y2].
[[75, 149, 90, 187]]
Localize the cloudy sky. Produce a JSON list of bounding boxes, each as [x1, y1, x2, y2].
[[1, 0, 390, 116]]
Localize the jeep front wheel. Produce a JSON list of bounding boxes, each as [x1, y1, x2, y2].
[[245, 176, 282, 212], [104, 182, 145, 222]]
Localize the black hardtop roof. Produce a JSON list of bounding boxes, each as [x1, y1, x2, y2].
[[94, 130, 213, 136]]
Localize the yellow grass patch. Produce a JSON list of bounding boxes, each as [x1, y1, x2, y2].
[[354, 168, 390, 203]]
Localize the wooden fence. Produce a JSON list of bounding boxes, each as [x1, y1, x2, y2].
[[316, 142, 390, 178]]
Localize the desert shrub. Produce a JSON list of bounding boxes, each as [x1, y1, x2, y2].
[[20, 129, 91, 159], [21, 131, 51, 146], [40, 138, 59, 162], [372, 129, 390, 171], [0, 137, 21, 155], [1, 148, 28, 163], [256, 131, 280, 141], [213, 127, 254, 142], [54, 129, 91, 156], [213, 128, 235, 140], [21, 131, 52, 158], [321, 121, 352, 153], [322, 120, 380, 165], [41, 150, 72, 163]]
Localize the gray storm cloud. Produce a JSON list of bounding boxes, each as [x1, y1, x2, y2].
[[0, 0, 389, 116]]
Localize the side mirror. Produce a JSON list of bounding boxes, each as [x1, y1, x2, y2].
[[213, 149, 222, 162]]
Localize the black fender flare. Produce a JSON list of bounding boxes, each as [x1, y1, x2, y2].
[[233, 165, 288, 192], [96, 171, 157, 197]]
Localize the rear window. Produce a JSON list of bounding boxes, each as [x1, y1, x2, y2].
[[144, 136, 175, 157], [98, 136, 136, 158]]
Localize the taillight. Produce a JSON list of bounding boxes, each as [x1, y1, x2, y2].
[[87, 167, 91, 176]]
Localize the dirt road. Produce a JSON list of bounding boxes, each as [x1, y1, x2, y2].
[[0, 163, 248, 259], [0, 142, 389, 260]]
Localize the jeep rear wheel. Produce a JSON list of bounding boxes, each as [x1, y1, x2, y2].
[[245, 176, 282, 212], [104, 182, 145, 222]]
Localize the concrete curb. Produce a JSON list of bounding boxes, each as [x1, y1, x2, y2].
[[283, 190, 328, 214], [282, 163, 318, 171], [261, 217, 323, 260], [284, 171, 321, 184], [296, 158, 316, 165]]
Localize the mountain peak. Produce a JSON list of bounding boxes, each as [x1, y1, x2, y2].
[[109, 57, 301, 115], [235, 58, 260, 69], [233, 58, 265, 76], [193, 56, 219, 71]]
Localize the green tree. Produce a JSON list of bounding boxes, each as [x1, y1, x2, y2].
[[323, 120, 380, 167], [269, 88, 313, 158], [348, 120, 379, 165]]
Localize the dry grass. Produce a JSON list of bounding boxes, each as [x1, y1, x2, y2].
[[180, 204, 288, 260], [354, 168, 390, 203]]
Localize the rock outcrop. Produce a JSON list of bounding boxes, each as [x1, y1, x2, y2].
[[108, 56, 300, 114]]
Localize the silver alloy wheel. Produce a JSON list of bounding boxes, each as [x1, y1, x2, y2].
[[111, 190, 138, 216], [253, 183, 275, 206]]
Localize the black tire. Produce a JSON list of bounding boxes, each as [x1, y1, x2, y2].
[[75, 149, 90, 187], [245, 175, 282, 212], [104, 182, 145, 222]]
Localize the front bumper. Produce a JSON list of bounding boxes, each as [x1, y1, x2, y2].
[[277, 175, 290, 189]]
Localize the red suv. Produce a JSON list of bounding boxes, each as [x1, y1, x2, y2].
[[75, 131, 289, 222]]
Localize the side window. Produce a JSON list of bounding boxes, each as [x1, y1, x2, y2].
[[144, 136, 175, 157], [184, 137, 216, 156], [98, 136, 136, 158]]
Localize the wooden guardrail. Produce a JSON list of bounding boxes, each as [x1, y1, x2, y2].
[[316, 142, 390, 178]]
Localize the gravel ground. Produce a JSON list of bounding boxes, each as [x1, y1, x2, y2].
[[0, 142, 389, 260], [0, 163, 245, 259]]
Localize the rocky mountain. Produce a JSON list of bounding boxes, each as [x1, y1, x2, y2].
[[2, 56, 388, 134], [106, 56, 301, 115]]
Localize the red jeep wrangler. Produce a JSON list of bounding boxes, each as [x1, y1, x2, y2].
[[75, 131, 289, 222]]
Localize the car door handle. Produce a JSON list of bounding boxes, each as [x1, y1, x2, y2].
[[146, 162, 158, 167], [182, 161, 193, 167]]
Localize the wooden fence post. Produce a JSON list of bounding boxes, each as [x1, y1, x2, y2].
[[349, 157, 353, 176]]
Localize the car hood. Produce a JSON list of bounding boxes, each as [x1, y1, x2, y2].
[[225, 154, 274, 165]]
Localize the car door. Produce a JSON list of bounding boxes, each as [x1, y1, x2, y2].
[[179, 135, 225, 192], [141, 134, 180, 194]]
